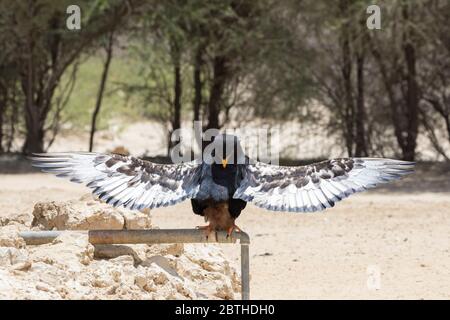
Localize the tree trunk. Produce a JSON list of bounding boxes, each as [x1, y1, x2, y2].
[[192, 45, 204, 152], [339, 0, 355, 157], [23, 121, 44, 154], [173, 64, 182, 133], [0, 86, 5, 153], [420, 109, 450, 161], [401, 4, 419, 161], [6, 88, 17, 153], [193, 45, 203, 122], [22, 32, 45, 154], [167, 61, 182, 155], [354, 50, 367, 157], [206, 55, 228, 130], [369, 37, 407, 157], [0, 110, 4, 153], [22, 18, 58, 154], [166, 37, 183, 156], [426, 99, 450, 142], [402, 43, 419, 161], [89, 31, 114, 152]]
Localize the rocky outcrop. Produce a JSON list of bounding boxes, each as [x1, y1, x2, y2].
[[0, 196, 240, 300], [31, 194, 151, 231]]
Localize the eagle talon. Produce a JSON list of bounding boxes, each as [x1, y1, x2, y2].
[[196, 224, 214, 240], [226, 224, 242, 239]]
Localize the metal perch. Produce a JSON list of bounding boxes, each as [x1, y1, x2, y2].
[[19, 229, 250, 300], [19, 230, 67, 245]]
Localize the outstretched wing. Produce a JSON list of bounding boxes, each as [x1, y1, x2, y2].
[[234, 158, 414, 212], [31, 152, 202, 210]]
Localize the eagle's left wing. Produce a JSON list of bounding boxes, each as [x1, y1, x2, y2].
[[31, 152, 202, 210], [234, 158, 414, 212]]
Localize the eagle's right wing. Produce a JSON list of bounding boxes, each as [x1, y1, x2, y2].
[[31, 152, 202, 210], [234, 158, 414, 212]]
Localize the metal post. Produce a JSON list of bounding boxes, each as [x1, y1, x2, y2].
[[19, 229, 251, 300], [241, 244, 250, 300]]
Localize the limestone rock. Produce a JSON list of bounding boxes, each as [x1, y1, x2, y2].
[[0, 224, 26, 248], [31, 194, 152, 231], [31, 202, 70, 230], [122, 209, 152, 230], [0, 212, 30, 227]]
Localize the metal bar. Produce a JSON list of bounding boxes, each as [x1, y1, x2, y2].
[[88, 229, 250, 245], [18, 229, 251, 300], [19, 231, 65, 245]]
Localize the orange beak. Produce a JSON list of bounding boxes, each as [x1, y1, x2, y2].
[[222, 158, 228, 168]]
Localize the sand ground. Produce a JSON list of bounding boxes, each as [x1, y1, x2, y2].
[[1, 162, 449, 299]]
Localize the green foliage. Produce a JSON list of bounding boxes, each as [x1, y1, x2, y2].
[[58, 54, 143, 131], [120, 40, 192, 123]]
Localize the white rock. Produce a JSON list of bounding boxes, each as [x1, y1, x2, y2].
[[31, 201, 70, 230], [0, 224, 26, 248], [122, 210, 152, 230], [31, 198, 123, 230], [0, 247, 29, 266], [36, 282, 52, 292]]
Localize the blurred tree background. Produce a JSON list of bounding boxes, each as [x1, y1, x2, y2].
[[0, 0, 448, 161]]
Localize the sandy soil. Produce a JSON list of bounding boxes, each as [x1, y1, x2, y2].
[[1, 162, 449, 299]]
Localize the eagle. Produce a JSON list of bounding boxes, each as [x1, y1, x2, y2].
[[31, 134, 414, 238]]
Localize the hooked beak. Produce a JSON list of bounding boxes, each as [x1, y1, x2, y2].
[[222, 158, 228, 168]]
